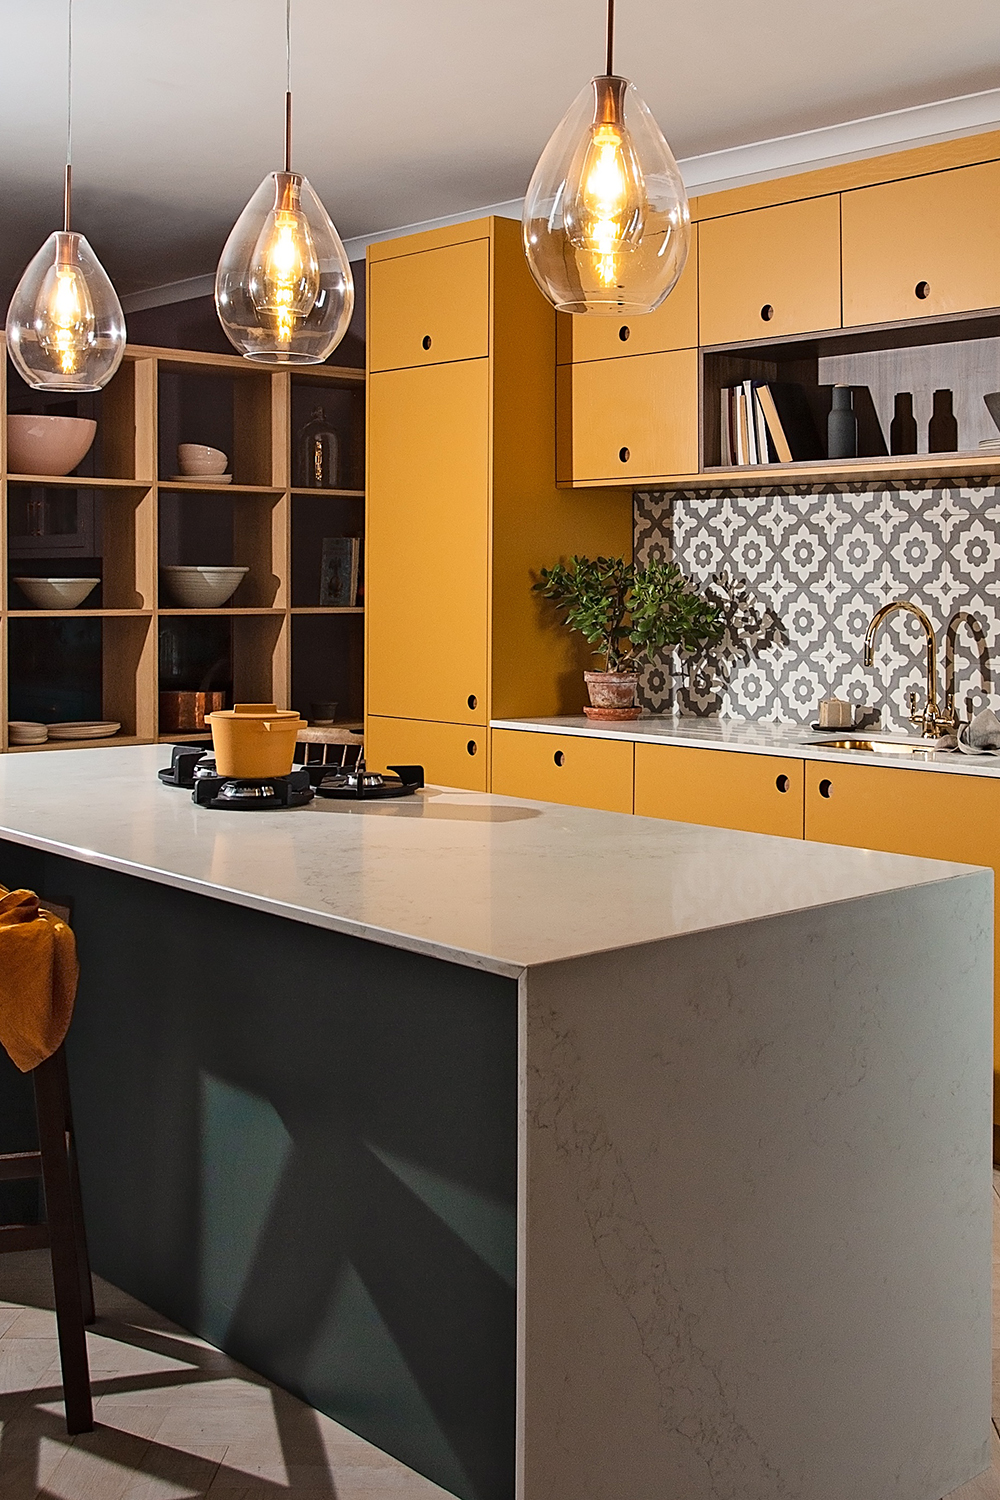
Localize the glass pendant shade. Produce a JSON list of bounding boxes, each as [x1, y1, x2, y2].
[[522, 76, 690, 315], [216, 171, 354, 363], [6, 229, 126, 391]]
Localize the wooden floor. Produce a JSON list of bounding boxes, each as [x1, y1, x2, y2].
[[3, 1182, 1000, 1500]]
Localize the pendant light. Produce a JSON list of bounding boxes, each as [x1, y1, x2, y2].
[[215, 0, 354, 364], [522, 0, 690, 315], [6, 0, 126, 392]]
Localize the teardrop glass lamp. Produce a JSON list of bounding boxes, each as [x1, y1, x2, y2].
[[215, 0, 353, 364], [522, 0, 690, 314], [6, 0, 126, 391], [215, 169, 354, 363]]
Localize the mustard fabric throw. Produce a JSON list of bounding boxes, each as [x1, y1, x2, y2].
[[0, 887, 79, 1073]]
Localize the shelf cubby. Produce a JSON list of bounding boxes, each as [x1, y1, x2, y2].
[[290, 492, 363, 608], [8, 483, 153, 611], [290, 613, 363, 726], [157, 488, 285, 609], [157, 361, 277, 488], [7, 612, 154, 742], [290, 371, 365, 491], [6, 354, 151, 483]]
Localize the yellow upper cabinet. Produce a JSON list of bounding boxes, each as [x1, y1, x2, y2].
[[842, 161, 1000, 326], [698, 195, 842, 344], [557, 348, 699, 484], [368, 237, 491, 371], [556, 227, 699, 363]]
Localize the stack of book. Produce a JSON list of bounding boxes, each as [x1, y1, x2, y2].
[[720, 380, 824, 466]]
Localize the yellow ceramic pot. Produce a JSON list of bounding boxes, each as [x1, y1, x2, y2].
[[207, 703, 303, 778]]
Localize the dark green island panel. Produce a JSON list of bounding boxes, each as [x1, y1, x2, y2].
[[0, 837, 517, 1500]]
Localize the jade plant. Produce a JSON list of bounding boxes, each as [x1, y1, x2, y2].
[[534, 555, 724, 675]]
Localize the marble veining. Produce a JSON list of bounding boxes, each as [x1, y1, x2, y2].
[[0, 745, 982, 977]]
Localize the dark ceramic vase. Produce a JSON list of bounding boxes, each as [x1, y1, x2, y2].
[[827, 385, 858, 460]]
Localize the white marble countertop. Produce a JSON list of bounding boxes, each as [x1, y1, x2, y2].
[[491, 713, 1000, 777], [0, 744, 979, 979]]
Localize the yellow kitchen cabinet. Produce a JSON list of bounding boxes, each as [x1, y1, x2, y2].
[[803, 759, 1000, 1095], [491, 729, 633, 813], [368, 236, 490, 372], [367, 359, 489, 726], [698, 195, 841, 345], [556, 227, 699, 363], [842, 161, 1000, 326], [557, 348, 699, 484], [366, 715, 488, 792], [634, 742, 805, 837], [367, 218, 632, 747]]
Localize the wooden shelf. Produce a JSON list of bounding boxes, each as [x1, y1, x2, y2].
[[156, 607, 286, 616], [587, 451, 1000, 492], [7, 735, 151, 753], [6, 474, 152, 489], [291, 606, 364, 615], [7, 609, 152, 619], [156, 731, 212, 744], [290, 487, 365, 498], [157, 481, 285, 495]]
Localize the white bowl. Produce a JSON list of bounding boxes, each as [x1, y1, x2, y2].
[[161, 565, 248, 608], [13, 576, 100, 609], [177, 443, 228, 476], [8, 414, 97, 476]]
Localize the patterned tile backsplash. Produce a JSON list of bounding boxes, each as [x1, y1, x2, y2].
[[634, 482, 999, 731]]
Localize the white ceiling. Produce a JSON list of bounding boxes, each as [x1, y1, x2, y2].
[[1, 0, 999, 303]]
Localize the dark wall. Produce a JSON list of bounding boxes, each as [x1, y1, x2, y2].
[[0, 838, 515, 1500], [126, 259, 366, 367]]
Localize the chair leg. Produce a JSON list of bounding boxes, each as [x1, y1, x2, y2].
[[54, 1050, 96, 1324], [33, 1054, 93, 1435]]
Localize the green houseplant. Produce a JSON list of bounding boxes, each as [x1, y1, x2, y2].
[[534, 555, 723, 718]]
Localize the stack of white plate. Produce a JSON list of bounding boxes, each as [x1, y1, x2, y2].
[[8, 721, 48, 745], [47, 722, 121, 740]]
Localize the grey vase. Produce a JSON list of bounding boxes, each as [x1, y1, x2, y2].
[[828, 385, 858, 460]]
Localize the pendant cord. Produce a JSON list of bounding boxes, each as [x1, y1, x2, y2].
[[605, 0, 615, 76], [64, 0, 73, 231], [283, 0, 292, 172]]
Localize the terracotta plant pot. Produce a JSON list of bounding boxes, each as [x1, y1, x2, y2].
[[583, 670, 640, 721]]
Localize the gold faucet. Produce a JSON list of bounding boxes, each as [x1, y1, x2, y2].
[[863, 601, 957, 737]]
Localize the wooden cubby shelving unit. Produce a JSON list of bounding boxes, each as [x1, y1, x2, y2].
[[0, 341, 364, 753]]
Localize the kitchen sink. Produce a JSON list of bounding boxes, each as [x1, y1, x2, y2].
[[808, 737, 938, 756]]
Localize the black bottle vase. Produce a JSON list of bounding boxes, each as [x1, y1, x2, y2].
[[827, 385, 858, 460]]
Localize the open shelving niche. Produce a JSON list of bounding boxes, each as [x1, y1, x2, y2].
[[697, 306, 1000, 489], [1, 342, 365, 752]]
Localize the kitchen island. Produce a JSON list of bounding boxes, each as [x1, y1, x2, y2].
[[0, 743, 992, 1500]]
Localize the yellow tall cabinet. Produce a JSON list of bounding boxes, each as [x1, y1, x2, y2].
[[365, 217, 631, 788]]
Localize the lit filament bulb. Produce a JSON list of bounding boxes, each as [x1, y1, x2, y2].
[[564, 80, 647, 288], [36, 255, 95, 375], [249, 175, 320, 344]]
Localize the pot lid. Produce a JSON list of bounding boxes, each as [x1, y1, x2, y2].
[[207, 703, 302, 723]]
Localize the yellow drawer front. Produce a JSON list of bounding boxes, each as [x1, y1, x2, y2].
[[556, 230, 698, 363], [634, 742, 805, 838], [368, 239, 490, 372], [557, 349, 698, 483], [366, 716, 488, 792], [699, 195, 841, 345], [842, 162, 1000, 326], [490, 730, 633, 813]]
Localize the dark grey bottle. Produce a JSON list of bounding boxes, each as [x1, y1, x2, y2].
[[827, 385, 858, 459]]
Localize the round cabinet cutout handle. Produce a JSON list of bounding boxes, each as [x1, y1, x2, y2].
[[915, 281, 930, 300], [467, 694, 477, 710], [819, 778, 833, 799], [775, 774, 789, 793], [760, 303, 774, 322], [619, 446, 630, 463], [553, 750, 565, 767], [466, 739, 478, 756], [618, 325, 630, 342], [422, 334, 433, 349]]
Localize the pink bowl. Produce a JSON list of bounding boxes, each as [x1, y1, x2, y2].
[[7, 414, 97, 477]]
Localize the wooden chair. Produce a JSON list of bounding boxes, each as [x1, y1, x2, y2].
[[0, 903, 94, 1434]]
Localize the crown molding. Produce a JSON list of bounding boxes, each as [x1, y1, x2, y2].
[[121, 87, 1000, 313]]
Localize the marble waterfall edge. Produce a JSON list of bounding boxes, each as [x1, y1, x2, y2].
[[518, 877, 993, 1500]]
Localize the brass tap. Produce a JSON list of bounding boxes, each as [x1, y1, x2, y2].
[[944, 610, 991, 726], [863, 601, 956, 737]]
